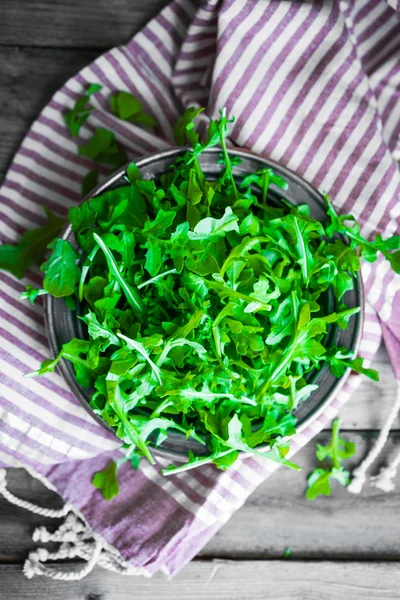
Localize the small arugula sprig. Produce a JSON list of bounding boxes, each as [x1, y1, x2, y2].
[[110, 91, 158, 129], [306, 418, 356, 500], [92, 459, 120, 501], [64, 83, 102, 137]]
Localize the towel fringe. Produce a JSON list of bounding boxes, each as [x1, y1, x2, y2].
[[348, 383, 400, 494], [0, 468, 149, 580]]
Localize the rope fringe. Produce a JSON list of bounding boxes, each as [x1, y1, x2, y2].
[[348, 384, 400, 494], [0, 469, 148, 580]]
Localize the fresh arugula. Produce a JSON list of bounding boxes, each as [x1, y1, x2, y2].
[[18, 106, 399, 481], [306, 418, 356, 500], [92, 459, 120, 501]]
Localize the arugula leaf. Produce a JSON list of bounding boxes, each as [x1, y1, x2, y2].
[[64, 83, 102, 136], [20, 286, 47, 304], [79, 128, 127, 168], [0, 207, 65, 278], [41, 238, 81, 297], [92, 460, 120, 501], [174, 107, 204, 146], [306, 418, 356, 500], [325, 196, 400, 274], [110, 91, 158, 129], [326, 347, 379, 381]]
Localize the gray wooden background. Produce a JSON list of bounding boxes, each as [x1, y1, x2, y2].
[[1, 1, 400, 598]]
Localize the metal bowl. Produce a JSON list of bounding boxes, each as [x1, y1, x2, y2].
[[45, 147, 364, 461]]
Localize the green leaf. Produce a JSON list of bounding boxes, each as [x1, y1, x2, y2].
[[64, 83, 102, 136], [111, 91, 158, 129], [41, 238, 81, 297], [79, 128, 127, 167], [188, 207, 239, 240], [0, 207, 65, 279], [174, 107, 204, 146], [306, 419, 355, 500], [92, 460, 120, 501]]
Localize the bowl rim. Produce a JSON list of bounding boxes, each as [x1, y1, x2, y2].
[[44, 146, 364, 461]]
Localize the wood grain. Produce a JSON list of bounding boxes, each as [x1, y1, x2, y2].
[[1, 0, 170, 50], [0, 47, 98, 177], [2, 431, 400, 563], [2, 560, 400, 600]]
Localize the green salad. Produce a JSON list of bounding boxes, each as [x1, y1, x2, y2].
[[21, 107, 399, 476]]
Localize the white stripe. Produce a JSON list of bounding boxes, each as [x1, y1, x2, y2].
[[0, 447, 23, 467], [0, 405, 85, 460], [240, 6, 333, 150], [217, 0, 253, 38], [1, 285, 46, 332], [214, 0, 286, 107], [0, 427, 55, 465], [0, 355, 116, 447], [147, 19, 179, 55], [333, 131, 385, 219], [291, 76, 368, 176], [367, 169, 399, 232], [140, 460, 217, 526], [272, 33, 353, 160], [357, 11, 397, 58], [353, 1, 389, 38], [318, 109, 377, 193], [0, 373, 113, 452], [6, 169, 77, 208]]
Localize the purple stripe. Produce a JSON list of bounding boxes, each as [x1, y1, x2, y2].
[[0, 347, 112, 442], [0, 275, 44, 325], [311, 97, 372, 190], [156, 13, 185, 47], [1, 211, 32, 237], [263, 19, 351, 161], [363, 22, 400, 66], [142, 27, 177, 64], [165, 472, 222, 518], [28, 128, 93, 173], [342, 151, 393, 215], [357, 6, 393, 45], [376, 269, 398, 312], [3, 178, 70, 216], [243, 3, 335, 147], [0, 306, 47, 345], [180, 30, 216, 44], [11, 163, 79, 203], [0, 440, 43, 469], [0, 417, 67, 463], [296, 67, 365, 176], [353, 0, 380, 26], [19, 146, 84, 182], [211, 1, 282, 110], [0, 193, 45, 227], [0, 385, 102, 456], [326, 119, 380, 201]]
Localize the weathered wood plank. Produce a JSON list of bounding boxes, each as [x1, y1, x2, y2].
[[0, 47, 98, 177], [2, 560, 400, 600], [2, 431, 400, 562], [1, 0, 170, 50]]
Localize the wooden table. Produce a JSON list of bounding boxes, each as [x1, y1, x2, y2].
[[1, 2, 400, 597]]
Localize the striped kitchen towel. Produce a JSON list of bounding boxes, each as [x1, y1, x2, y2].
[[0, 0, 399, 579]]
